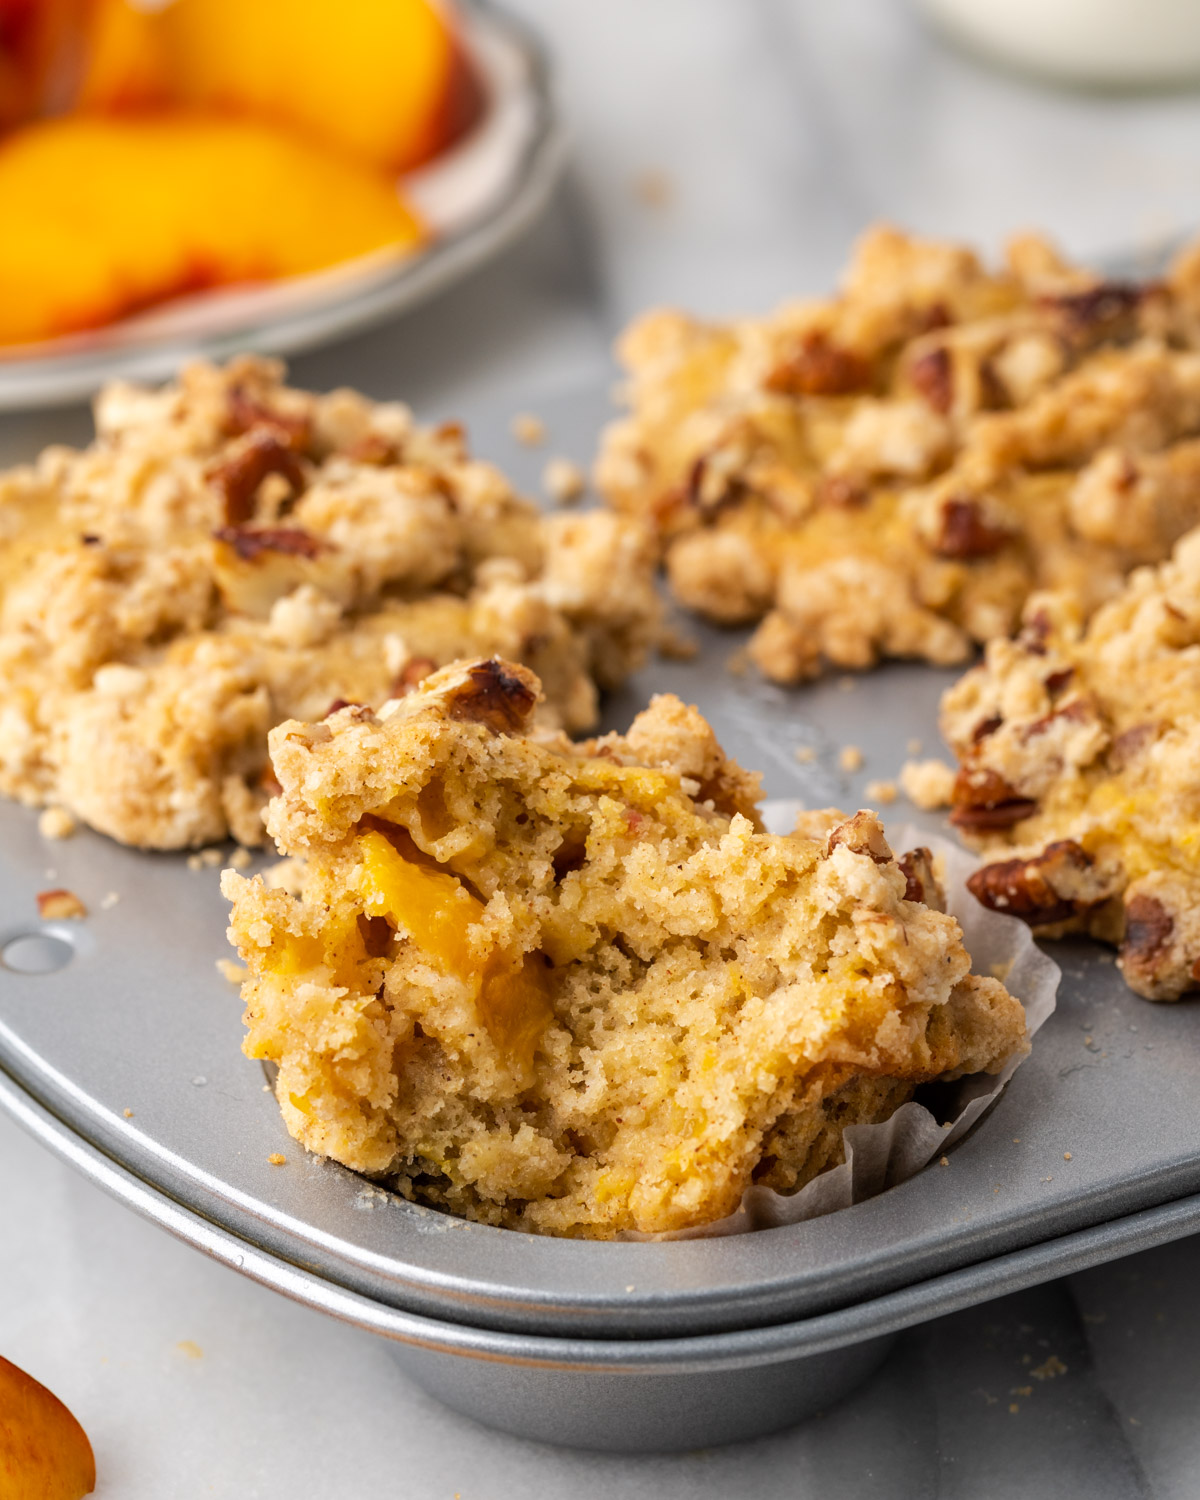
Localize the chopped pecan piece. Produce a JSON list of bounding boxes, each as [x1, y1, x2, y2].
[[825, 810, 891, 865], [950, 767, 1038, 830], [208, 431, 308, 525], [909, 346, 953, 414], [225, 386, 313, 452], [966, 839, 1111, 926], [933, 497, 1012, 560], [1107, 721, 1157, 771], [445, 658, 540, 734], [213, 526, 327, 562], [1119, 892, 1174, 984], [1021, 696, 1093, 740], [1019, 608, 1054, 653], [1040, 281, 1148, 347], [898, 846, 945, 910], [392, 656, 438, 697], [37, 887, 87, 920], [764, 332, 871, 398], [685, 455, 742, 514], [971, 713, 1003, 744]]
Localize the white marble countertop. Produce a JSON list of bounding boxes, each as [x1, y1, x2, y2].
[[5, 3, 1200, 1493]]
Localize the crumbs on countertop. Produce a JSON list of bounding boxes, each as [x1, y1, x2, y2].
[[794, 745, 817, 765], [839, 744, 864, 772], [227, 847, 252, 871], [864, 778, 897, 805], [216, 958, 247, 984], [267, 1153, 287, 1166], [99, 890, 120, 909]]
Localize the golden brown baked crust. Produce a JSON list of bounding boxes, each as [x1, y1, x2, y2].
[[941, 527, 1200, 1000], [0, 357, 660, 847], [597, 224, 1200, 681], [224, 657, 1028, 1238]]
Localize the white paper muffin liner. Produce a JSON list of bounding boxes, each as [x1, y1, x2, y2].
[[622, 807, 1060, 1240]]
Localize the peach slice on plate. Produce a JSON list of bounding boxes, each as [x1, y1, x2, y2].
[[0, 112, 426, 347], [0, 1354, 96, 1499], [72, 0, 484, 172]]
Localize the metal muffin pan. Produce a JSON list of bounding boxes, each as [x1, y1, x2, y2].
[[7, 1074, 1200, 1453], [3, 381, 1200, 1446]]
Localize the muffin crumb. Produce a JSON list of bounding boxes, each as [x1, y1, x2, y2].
[[542, 457, 586, 505], [37, 807, 77, 840], [511, 412, 547, 446], [900, 758, 956, 810]]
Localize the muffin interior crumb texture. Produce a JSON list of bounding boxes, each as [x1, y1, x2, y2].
[[598, 223, 1200, 682], [0, 357, 660, 850], [224, 656, 1028, 1238]]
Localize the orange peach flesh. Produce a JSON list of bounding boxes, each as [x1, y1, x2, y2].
[[0, 113, 426, 348], [0, 1355, 96, 1500]]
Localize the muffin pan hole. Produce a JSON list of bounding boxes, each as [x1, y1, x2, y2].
[[2, 931, 75, 974]]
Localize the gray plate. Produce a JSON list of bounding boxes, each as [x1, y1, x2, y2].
[[2, 381, 1199, 1346]]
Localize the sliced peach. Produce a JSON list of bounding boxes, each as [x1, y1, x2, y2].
[[159, 0, 482, 172], [0, 0, 87, 129], [74, 0, 172, 111], [0, 1354, 96, 1499], [0, 113, 426, 347]]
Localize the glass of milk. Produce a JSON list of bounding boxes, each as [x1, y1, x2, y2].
[[919, 0, 1200, 87]]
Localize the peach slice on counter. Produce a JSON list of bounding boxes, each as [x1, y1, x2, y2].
[[0, 112, 426, 347], [0, 1354, 96, 1499]]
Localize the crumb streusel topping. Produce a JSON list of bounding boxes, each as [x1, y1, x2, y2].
[[0, 358, 660, 848], [941, 525, 1200, 1000], [598, 224, 1200, 682]]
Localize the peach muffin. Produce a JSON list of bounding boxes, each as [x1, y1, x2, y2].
[[223, 657, 1028, 1237]]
